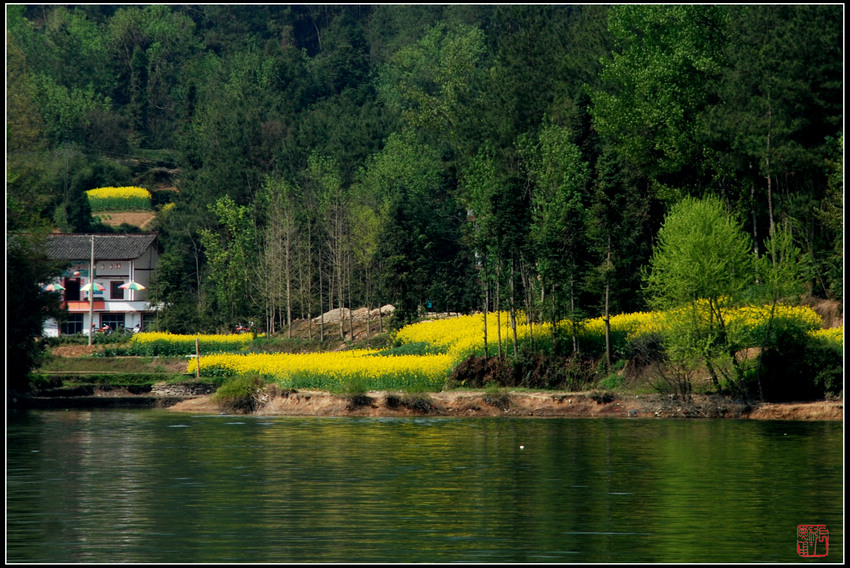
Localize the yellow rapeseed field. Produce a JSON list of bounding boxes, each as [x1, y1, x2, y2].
[[86, 186, 152, 212], [394, 312, 550, 358], [131, 331, 258, 356], [86, 186, 151, 199], [578, 303, 824, 345], [180, 305, 831, 390], [187, 350, 455, 390], [578, 311, 662, 342]]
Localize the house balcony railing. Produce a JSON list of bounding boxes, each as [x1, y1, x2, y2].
[[62, 300, 153, 313]]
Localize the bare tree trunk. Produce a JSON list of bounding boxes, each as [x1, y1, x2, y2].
[[297, 237, 305, 337], [308, 222, 314, 342], [334, 250, 345, 341], [365, 265, 371, 336], [319, 261, 325, 343], [765, 98, 775, 238], [482, 277, 489, 361], [604, 237, 612, 371], [767, 170, 775, 242], [570, 276, 578, 353], [550, 283, 558, 353], [496, 261, 503, 359], [520, 259, 534, 351], [509, 259, 518, 357], [188, 230, 203, 314], [750, 183, 759, 258], [347, 251, 354, 341], [285, 219, 292, 339]]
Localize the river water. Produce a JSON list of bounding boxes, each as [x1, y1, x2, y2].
[[6, 408, 843, 563]]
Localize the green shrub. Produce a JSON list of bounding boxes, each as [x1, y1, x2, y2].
[[598, 374, 625, 390], [213, 374, 266, 414], [91, 344, 135, 356], [339, 374, 369, 395]]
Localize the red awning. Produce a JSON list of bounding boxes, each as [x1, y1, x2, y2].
[[63, 300, 106, 312]]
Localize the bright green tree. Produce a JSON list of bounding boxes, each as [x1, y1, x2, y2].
[[643, 195, 754, 396], [198, 195, 257, 326]]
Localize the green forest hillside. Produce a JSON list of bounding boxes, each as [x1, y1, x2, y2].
[[7, 5, 843, 399]]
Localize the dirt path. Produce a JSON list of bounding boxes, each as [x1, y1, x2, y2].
[[168, 390, 843, 421], [94, 211, 156, 229]]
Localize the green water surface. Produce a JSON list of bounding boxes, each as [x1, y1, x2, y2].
[[6, 409, 843, 563]]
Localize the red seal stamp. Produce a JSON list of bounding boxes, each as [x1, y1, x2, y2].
[[797, 524, 829, 558]]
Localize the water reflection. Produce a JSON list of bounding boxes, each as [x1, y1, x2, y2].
[[7, 410, 843, 563]]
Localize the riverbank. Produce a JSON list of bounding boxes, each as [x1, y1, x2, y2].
[[36, 302, 842, 421], [167, 389, 843, 421]]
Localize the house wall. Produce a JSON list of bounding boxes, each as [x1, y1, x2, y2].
[[132, 245, 159, 290]]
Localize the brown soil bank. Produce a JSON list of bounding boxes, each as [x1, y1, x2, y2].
[[168, 390, 843, 421]]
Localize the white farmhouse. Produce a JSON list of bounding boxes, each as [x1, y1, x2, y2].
[[42, 233, 160, 336]]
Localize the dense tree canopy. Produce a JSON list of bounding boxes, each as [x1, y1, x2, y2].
[[7, 4, 842, 352], [7, 232, 67, 391]]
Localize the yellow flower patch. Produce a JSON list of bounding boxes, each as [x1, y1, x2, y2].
[[395, 312, 550, 359], [130, 331, 261, 356], [86, 186, 152, 212], [808, 327, 843, 346], [86, 186, 152, 199], [187, 350, 456, 390]]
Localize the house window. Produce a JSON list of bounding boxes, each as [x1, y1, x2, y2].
[[101, 313, 126, 330], [111, 281, 125, 300], [61, 314, 85, 335], [65, 279, 81, 301]]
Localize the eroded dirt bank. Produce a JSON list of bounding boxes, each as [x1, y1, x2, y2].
[[168, 390, 843, 421]]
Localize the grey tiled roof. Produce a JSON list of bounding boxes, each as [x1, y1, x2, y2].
[[45, 234, 158, 261]]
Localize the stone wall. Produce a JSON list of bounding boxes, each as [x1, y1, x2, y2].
[[151, 382, 217, 397]]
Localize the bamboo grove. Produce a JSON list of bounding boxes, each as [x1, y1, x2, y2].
[[8, 5, 843, 351]]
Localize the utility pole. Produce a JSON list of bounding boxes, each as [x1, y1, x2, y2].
[[89, 235, 95, 346]]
